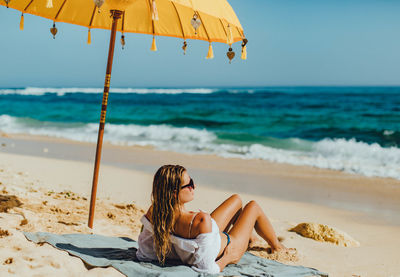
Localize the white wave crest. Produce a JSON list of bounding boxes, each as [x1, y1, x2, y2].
[[0, 115, 399, 180], [383, 130, 395, 136], [0, 115, 216, 150], [215, 139, 400, 180], [0, 87, 217, 96]]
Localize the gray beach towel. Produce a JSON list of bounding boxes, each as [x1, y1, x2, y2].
[[24, 232, 328, 277]]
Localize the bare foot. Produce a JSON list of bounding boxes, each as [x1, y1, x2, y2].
[[271, 241, 286, 252], [248, 233, 261, 248]]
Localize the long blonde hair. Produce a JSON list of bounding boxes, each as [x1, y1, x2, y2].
[[151, 165, 186, 265]]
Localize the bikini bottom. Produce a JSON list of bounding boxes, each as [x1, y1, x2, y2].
[[222, 231, 231, 246]]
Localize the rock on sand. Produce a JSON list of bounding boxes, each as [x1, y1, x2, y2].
[[289, 223, 360, 247]]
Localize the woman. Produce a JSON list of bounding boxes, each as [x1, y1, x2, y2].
[[137, 165, 285, 274]]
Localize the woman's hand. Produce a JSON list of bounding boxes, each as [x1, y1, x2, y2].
[[222, 240, 243, 264], [216, 236, 244, 272], [216, 254, 229, 272]]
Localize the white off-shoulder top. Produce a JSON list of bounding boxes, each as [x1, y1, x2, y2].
[[136, 215, 221, 274]]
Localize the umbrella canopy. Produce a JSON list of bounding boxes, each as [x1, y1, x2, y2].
[[1, 0, 246, 228], [2, 0, 246, 47]]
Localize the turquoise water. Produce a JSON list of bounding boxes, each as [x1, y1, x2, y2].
[[0, 86, 399, 179]]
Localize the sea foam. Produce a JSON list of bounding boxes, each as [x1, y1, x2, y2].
[[0, 115, 399, 180], [0, 87, 217, 96]]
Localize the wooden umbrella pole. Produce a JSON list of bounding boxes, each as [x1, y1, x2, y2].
[[88, 10, 123, 228]]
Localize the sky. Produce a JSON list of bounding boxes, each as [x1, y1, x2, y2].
[[1, 0, 400, 88]]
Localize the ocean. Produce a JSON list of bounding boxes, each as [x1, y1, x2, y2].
[[0, 86, 399, 180]]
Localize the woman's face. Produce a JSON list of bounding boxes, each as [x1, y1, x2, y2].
[[178, 171, 195, 204]]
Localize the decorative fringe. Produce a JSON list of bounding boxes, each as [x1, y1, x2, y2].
[[206, 43, 214, 59], [182, 40, 187, 55], [19, 13, 24, 31], [151, 36, 157, 51], [191, 12, 201, 35], [94, 0, 105, 11], [241, 38, 248, 60], [46, 0, 53, 8], [241, 46, 247, 60], [152, 0, 159, 21], [50, 22, 57, 39], [120, 34, 125, 49], [227, 47, 235, 64], [87, 29, 91, 45], [226, 24, 233, 46]]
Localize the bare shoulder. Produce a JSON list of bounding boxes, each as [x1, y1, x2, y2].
[[192, 212, 212, 235]]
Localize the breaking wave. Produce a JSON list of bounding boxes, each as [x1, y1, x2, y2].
[[1, 115, 399, 180], [0, 87, 218, 96]]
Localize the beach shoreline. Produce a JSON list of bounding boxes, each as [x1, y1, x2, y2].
[[1, 133, 400, 276], [1, 133, 399, 225]]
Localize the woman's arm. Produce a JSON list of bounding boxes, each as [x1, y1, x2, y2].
[[190, 212, 212, 237]]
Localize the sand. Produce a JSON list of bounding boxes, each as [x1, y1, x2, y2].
[[1, 134, 400, 276], [289, 223, 360, 247]]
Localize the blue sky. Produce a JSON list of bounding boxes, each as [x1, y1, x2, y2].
[[1, 0, 400, 87]]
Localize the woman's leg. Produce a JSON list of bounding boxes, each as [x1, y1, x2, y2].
[[210, 194, 242, 232], [224, 201, 284, 264]]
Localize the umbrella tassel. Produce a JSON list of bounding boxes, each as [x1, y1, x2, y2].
[[241, 39, 248, 60], [87, 29, 91, 45], [152, 0, 159, 21], [182, 40, 187, 55], [226, 24, 233, 46], [120, 34, 125, 49], [151, 36, 157, 51], [241, 45, 247, 60], [227, 47, 235, 64], [94, 0, 105, 12], [50, 22, 57, 39], [46, 0, 53, 8], [206, 43, 214, 59], [19, 13, 24, 31]]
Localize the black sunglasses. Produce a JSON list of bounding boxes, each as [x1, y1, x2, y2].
[[181, 178, 195, 190]]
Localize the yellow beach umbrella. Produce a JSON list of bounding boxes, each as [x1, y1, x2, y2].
[[1, 0, 247, 228]]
